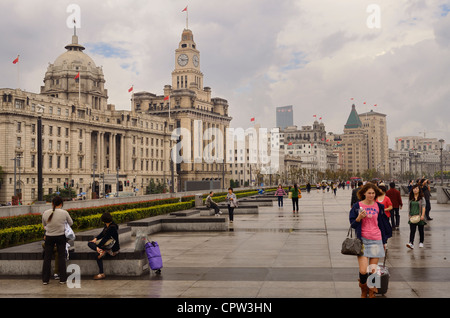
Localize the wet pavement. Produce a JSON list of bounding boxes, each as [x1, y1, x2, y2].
[[1, 188, 450, 299]]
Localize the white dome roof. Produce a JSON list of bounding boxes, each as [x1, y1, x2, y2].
[[52, 35, 97, 71]]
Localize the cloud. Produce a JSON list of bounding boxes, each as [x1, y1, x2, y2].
[[1, 0, 450, 148]]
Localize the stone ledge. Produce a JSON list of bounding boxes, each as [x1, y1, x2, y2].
[[0, 211, 229, 276]]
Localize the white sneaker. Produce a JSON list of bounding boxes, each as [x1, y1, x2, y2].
[[406, 243, 414, 249], [419, 243, 424, 248], [219, 211, 222, 215]]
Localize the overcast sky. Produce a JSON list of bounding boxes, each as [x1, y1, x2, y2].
[[1, 0, 450, 148]]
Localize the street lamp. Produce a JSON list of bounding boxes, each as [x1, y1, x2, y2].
[[36, 104, 45, 203], [439, 139, 445, 186]]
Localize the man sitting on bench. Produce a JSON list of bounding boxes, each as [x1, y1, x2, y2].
[[205, 191, 222, 216]]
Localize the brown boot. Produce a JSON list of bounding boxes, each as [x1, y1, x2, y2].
[[358, 280, 368, 298], [368, 286, 378, 298]]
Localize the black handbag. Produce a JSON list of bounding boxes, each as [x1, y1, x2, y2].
[[341, 225, 364, 256]]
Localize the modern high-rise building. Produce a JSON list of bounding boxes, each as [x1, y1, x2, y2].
[[276, 105, 293, 129]]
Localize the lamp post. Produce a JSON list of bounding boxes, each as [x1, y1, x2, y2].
[[36, 104, 45, 203], [439, 139, 445, 186]]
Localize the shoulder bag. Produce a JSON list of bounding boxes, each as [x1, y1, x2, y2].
[[341, 225, 364, 256]]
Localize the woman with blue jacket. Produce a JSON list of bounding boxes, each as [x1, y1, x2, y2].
[[349, 182, 392, 298]]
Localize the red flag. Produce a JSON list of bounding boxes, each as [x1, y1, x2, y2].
[[250, 117, 255, 122], [164, 95, 169, 101], [12, 56, 19, 64], [319, 117, 322, 120], [313, 115, 316, 118], [182, 6, 187, 12], [350, 98, 354, 100], [374, 104, 377, 106], [128, 86, 133, 92], [288, 142, 293, 146], [74, 72, 80, 79]]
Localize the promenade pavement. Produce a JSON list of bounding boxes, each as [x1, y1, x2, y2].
[[1, 187, 449, 299]]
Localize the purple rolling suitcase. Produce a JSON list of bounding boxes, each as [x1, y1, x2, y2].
[[145, 241, 163, 274]]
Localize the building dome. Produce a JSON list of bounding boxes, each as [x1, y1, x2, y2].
[[52, 35, 97, 72], [40, 33, 108, 109]]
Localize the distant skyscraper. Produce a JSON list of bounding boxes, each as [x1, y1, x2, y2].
[[276, 105, 293, 129]]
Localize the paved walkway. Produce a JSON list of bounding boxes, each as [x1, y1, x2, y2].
[[1, 188, 449, 298]]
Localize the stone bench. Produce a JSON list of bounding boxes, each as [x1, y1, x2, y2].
[[0, 211, 228, 277], [0, 240, 149, 276], [196, 205, 259, 216], [127, 214, 228, 235]]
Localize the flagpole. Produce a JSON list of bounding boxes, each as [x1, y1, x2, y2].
[[78, 73, 81, 105], [168, 95, 171, 120], [17, 55, 20, 89]]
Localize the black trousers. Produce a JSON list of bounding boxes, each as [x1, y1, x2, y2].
[[42, 235, 67, 283], [409, 223, 425, 244], [88, 241, 104, 274], [390, 208, 400, 228], [292, 198, 299, 211], [210, 202, 220, 214], [228, 206, 235, 221], [425, 200, 431, 218]]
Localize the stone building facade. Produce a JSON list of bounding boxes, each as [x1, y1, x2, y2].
[[132, 28, 232, 191], [0, 30, 215, 204]]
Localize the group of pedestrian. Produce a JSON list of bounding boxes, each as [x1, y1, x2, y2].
[[41, 196, 120, 284], [205, 188, 238, 223], [274, 184, 301, 213], [349, 178, 435, 297]]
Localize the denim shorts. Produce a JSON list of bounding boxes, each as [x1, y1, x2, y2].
[[361, 237, 385, 258]]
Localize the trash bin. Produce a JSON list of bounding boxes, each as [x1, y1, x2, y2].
[[195, 194, 203, 208]]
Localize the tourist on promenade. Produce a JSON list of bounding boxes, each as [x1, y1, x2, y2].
[[290, 183, 301, 213], [408, 180, 414, 193], [420, 179, 433, 220], [226, 187, 238, 223], [406, 185, 427, 249], [350, 181, 363, 207], [349, 183, 392, 298], [386, 182, 403, 230], [42, 196, 73, 285], [206, 191, 222, 216], [306, 182, 311, 193], [88, 212, 120, 279], [332, 182, 337, 196], [377, 184, 393, 218], [274, 184, 287, 207]]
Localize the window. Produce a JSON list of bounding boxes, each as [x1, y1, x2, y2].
[[16, 137, 21, 148], [48, 155, 53, 168]]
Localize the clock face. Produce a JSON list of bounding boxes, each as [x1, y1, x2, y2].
[[193, 55, 199, 67], [178, 54, 188, 66]]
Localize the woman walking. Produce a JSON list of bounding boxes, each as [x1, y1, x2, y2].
[[406, 185, 427, 249], [275, 184, 287, 207], [226, 187, 238, 223], [349, 183, 392, 298], [42, 196, 73, 285], [88, 212, 120, 279], [290, 183, 301, 213]]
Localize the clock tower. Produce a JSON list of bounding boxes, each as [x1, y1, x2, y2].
[[172, 29, 203, 91]]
